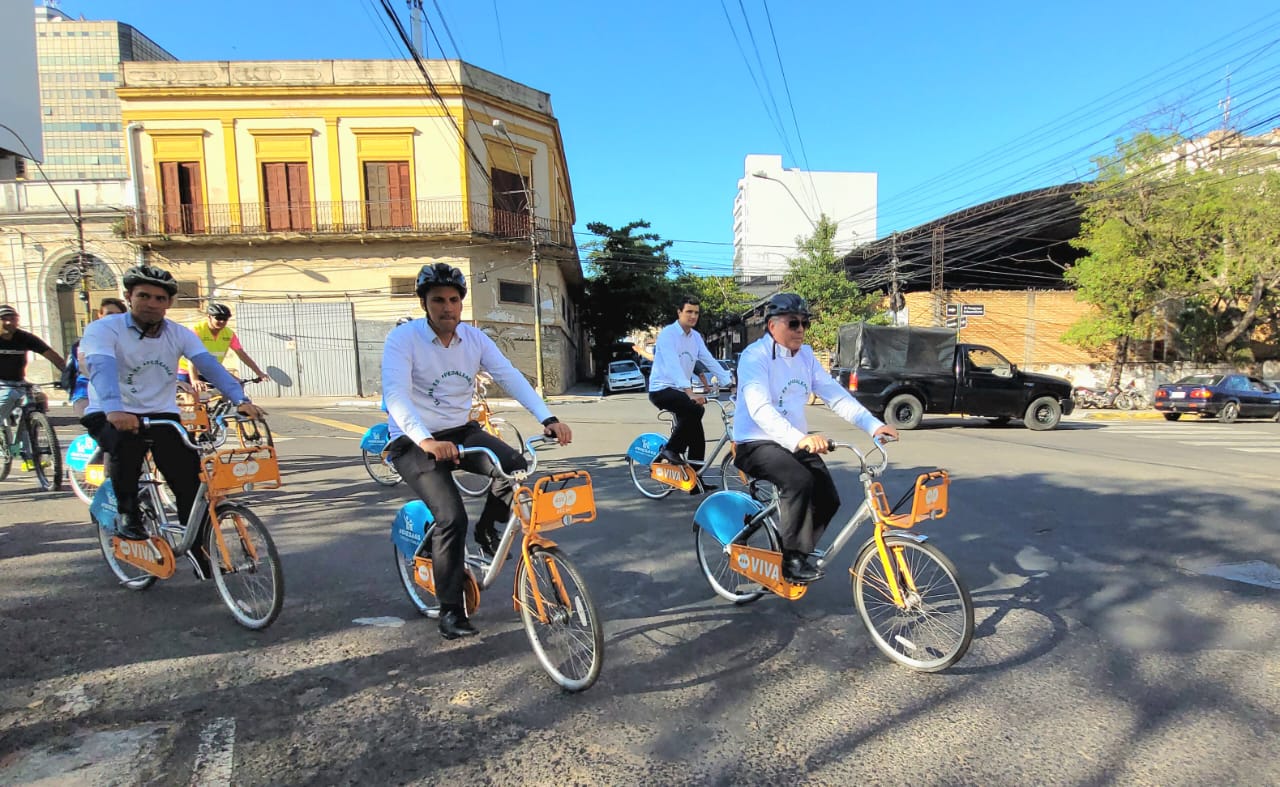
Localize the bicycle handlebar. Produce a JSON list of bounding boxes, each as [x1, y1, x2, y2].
[[828, 435, 895, 476], [140, 413, 261, 452], [455, 434, 555, 481]]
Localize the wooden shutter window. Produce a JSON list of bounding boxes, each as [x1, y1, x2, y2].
[[160, 161, 182, 233], [180, 162, 203, 233], [286, 162, 311, 230]]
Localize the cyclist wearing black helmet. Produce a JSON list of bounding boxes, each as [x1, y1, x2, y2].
[[733, 293, 898, 583], [178, 302, 267, 390], [1, 303, 66, 436], [79, 264, 265, 554], [382, 262, 572, 640]]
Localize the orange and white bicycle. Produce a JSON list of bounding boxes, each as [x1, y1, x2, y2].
[[692, 439, 974, 672], [91, 415, 285, 630]]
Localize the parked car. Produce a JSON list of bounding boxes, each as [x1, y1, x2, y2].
[[1153, 373, 1280, 423], [604, 360, 646, 395], [831, 323, 1074, 431]]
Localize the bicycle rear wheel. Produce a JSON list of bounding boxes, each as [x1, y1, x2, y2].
[[209, 503, 283, 630], [97, 494, 158, 591], [27, 412, 62, 491], [0, 423, 12, 481], [694, 513, 780, 604], [394, 542, 441, 618], [851, 535, 973, 672], [363, 449, 401, 486], [627, 456, 673, 499], [516, 546, 603, 692]]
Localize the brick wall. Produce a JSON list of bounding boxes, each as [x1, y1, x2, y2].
[[903, 289, 1106, 365]]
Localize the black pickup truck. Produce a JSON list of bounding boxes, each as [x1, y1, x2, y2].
[[832, 324, 1075, 430]]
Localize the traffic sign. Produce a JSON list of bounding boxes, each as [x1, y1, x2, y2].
[[961, 304, 985, 317]]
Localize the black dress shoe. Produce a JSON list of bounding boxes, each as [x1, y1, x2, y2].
[[782, 552, 823, 583], [689, 481, 719, 496], [474, 525, 504, 559], [115, 512, 148, 541], [655, 448, 686, 465], [438, 609, 479, 640]]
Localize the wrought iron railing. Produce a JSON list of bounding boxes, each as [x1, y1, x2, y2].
[[124, 198, 575, 247]]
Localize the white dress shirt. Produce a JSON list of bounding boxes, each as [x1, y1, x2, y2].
[[733, 333, 882, 451], [647, 321, 733, 393], [382, 320, 553, 444]]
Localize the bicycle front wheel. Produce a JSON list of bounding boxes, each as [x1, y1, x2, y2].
[[694, 513, 779, 604], [516, 546, 603, 692], [627, 456, 673, 499], [0, 423, 12, 481], [27, 412, 62, 491], [209, 503, 284, 630], [363, 449, 401, 486], [851, 535, 974, 672]]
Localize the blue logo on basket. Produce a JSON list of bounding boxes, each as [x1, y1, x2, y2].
[[65, 433, 99, 471], [626, 432, 667, 464], [90, 479, 118, 531], [391, 500, 434, 558], [360, 422, 390, 453]]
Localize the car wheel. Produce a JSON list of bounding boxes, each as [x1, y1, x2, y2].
[[884, 393, 924, 430], [1219, 401, 1239, 424], [1024, 396, 1062, 431], [1162, 413, 1182, 422]]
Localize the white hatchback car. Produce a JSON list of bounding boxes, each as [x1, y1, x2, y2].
[[605, 360, 646, 395]]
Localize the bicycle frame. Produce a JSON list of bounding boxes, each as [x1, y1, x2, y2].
[[714, 441, 938, 606], [626, 394, 734, 488]]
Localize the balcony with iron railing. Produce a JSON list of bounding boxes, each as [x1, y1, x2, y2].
[[121, 197, 575, 248]]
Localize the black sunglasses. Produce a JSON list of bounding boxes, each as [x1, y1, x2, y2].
[[785, 318, 812, 330]]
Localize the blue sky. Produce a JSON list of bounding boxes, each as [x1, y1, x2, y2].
[[59, 1, 1280, 274]]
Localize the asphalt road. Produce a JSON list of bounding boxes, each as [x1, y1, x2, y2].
[[1, 397, 1277, 785]]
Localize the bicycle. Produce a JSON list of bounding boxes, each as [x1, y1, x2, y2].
[[363, 373, 525, 496], [390, 436, 604, 691], [624, 391, 749, 499], [0, 382, 62, 491], [181, 377, 262, 449], [90, 415, 285, 629], [691, 439, 974, 672]]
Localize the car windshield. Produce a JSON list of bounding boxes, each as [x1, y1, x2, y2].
[[610, 362, 638, 373], [1173, 374, 1223, 386]]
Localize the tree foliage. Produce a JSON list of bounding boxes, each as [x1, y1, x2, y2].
[[781, 214, 883, 353], [670, 269, 754, 327], [1067, 129, 1280, 373], [580, 220, 681, 372]]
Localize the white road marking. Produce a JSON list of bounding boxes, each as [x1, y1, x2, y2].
[[353, 616, 405, 628], [190, 716, 236, 787], [1224, 447, 1280, 453]]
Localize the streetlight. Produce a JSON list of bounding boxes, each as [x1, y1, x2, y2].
[[750, 170, 817, 229], [491, 118, 545, 396]]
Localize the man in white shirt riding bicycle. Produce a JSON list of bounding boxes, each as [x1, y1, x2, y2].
[[80, 265, 264, 568], [647, 296, 733, 477], [381, 262, 572, 640], [733, 293, 898, 583]]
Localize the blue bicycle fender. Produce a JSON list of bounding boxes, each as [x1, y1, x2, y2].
[[693, 491, 765, 546], [65, 433, 99, 471], [90, 479, 118, 531], [360, 422, 390, 453], [626, 432, 667, 464], [391, 500, 434, 558]]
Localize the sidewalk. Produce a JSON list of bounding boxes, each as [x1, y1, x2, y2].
[[1071, 408, 1166, 421]]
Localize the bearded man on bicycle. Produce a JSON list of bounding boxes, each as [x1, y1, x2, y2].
[[1, 304, 66, 425], [79, 265, 264, 562], [382, 262, 572, 640], [733, 293, 898, 583]]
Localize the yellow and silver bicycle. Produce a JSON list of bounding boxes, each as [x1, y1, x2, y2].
[[692, 439, 974, 672]]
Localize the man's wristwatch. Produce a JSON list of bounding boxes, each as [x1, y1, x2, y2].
[[541, 416, 559, 427]]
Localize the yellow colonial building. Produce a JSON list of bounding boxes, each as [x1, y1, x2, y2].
[[118, 59, 583, 395]]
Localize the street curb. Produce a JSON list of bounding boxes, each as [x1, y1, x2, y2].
[[1079, 410, 1166, 421]]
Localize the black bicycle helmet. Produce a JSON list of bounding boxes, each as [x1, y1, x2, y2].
[[206, 303, 232, 320], [122, 264, 179, 296], [764, 292, 810, 319], [415, 262, 467, 299], [0, 304, 17, 318]]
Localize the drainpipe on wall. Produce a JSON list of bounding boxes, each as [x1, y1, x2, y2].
[[125, 122, 145, 253]]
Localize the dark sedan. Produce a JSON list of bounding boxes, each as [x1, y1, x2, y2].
[[1153, 373, 1280, 423]]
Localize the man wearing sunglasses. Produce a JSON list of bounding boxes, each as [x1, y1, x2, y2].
[[646, 295, 734, 479], [733, 293, 898, 583], [178, 303, 268, 391]]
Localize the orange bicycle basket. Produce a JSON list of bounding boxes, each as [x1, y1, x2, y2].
[[869, 470, 950, 528], [526, 471, 596, 532], [177, 395, 211, 434], [202, 446, 281, 495]]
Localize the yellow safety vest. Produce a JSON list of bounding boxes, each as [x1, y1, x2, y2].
[[180, 320, 236, 373]]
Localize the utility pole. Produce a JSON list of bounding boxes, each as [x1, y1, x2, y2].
[[889, 232, 903, 326], [407, 0, 425, 58], [74, 190, 92, 326], [492, 119, 545, 395], [931, 226, 945, 327]]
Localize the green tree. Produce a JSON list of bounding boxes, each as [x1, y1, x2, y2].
[[781, 214, 883, 353], [580, 220, 681, 374], [669, 269, 754, 328]]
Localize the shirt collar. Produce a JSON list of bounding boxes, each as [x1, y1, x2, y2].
[[124, 312, 166, 339], [767, 334, 796, 359]]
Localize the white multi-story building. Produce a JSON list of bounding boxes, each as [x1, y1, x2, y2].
[[732, 153, 876, 281]]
